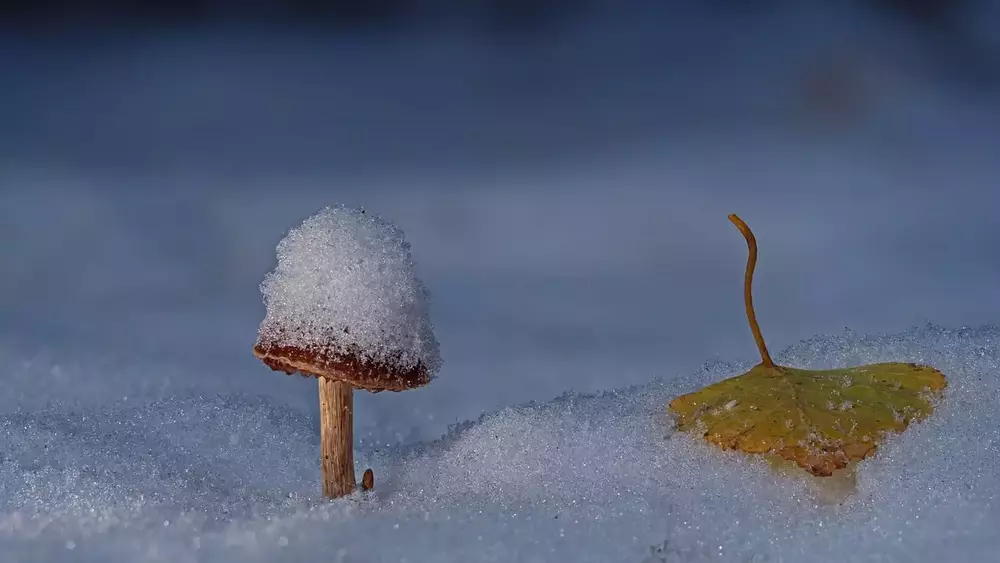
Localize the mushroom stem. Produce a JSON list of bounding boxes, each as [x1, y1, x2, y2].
[[727, 214, 775, 369], [318, 377, 356, 498]]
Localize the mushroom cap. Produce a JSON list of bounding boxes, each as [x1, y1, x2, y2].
[[253, 204, 442, 391], [253, 338, 432, 393]]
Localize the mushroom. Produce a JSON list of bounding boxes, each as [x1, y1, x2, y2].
[[252, 205, 441, 499]]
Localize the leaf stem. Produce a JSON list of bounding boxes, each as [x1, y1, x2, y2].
[[728, 214, 775, 368]]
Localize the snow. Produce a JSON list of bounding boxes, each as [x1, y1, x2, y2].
[[257, 205, 441, 376], [2, 1, 1000, 561], [1, 325, 998, 562]]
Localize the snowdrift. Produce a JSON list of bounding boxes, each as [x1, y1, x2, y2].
[[1, 324, 997, 562]]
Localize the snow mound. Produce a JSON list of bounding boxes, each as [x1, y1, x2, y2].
[[2, 325, 999, 562], [257, 205, 441, 376]]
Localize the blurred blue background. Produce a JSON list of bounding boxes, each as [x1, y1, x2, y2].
[[2, 0, 999, 446]]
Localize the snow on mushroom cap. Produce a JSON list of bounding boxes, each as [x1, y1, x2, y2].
[[257, 205, 441, 377]]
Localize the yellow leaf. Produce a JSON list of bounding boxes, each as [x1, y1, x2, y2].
[[670, 361, 946, 476], [668, 215, 947, 477]]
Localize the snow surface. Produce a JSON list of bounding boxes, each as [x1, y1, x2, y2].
[[257, 205, 441, 375], [1, 325, 998, 562]]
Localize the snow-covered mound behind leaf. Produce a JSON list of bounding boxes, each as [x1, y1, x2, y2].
[[1, 324, 998, 562]]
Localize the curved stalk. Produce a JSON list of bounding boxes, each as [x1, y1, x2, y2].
[[728, 214, 775, 368]]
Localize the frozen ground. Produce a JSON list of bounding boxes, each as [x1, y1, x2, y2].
[[2, 1, 1000, 561], [2, 326, 999, 562]]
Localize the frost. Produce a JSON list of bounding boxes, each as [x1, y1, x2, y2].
[[256, 205, 441, 375], [1, 325, 998, 562]]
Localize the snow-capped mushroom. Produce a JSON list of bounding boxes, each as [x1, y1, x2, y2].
[[253, 205, 441, 499]]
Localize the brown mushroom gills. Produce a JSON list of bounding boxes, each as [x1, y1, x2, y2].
[[254, 342, 432, 392]]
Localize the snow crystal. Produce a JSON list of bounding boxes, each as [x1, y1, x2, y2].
[[257, 205, 441, 376], [2, 325, 998, 562]]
